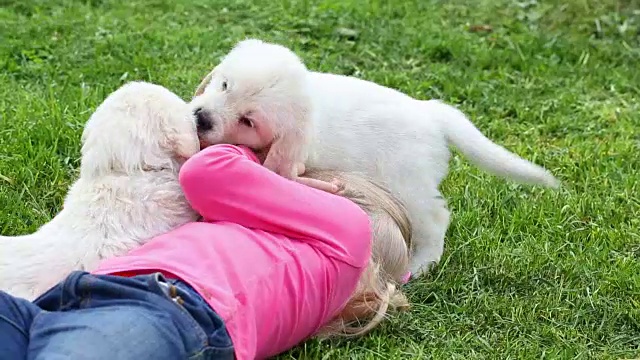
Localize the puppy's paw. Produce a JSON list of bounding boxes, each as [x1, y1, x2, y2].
[[408, 261, 436, 278], [408, 249, 440, 278]]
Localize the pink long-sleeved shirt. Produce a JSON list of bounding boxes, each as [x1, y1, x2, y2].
[[93, 144, 372, 360]]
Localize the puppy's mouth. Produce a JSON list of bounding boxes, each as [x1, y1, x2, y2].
[[198, 137, 211, 150]]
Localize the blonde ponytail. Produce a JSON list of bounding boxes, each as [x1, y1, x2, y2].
[[302, 169, 413, 338]]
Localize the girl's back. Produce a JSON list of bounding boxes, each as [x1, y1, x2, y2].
[[94, 144, 372, 360]]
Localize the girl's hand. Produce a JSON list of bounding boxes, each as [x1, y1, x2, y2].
[[295, 177, 340, 193], [294, 162, 342, 194], [250, 153, 340, 194]]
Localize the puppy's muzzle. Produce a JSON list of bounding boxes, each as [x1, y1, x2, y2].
[[194, 107, 213, 132]]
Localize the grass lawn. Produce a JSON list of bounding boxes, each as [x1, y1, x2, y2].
[[1, 0, 639, 358]]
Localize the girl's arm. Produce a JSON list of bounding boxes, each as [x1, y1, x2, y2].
[[179, 144, 371, 267]]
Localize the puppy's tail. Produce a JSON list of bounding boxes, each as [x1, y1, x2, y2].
[[425, 100, 560, 188]]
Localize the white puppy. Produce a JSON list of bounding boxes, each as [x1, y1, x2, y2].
[[0, 81, 200, 300], [190, 39, 559, 276]]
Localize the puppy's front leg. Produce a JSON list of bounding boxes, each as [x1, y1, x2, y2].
[[263, 131, 308, 179]]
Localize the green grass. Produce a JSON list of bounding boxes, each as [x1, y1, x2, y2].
[[1, 0, 639, 358]]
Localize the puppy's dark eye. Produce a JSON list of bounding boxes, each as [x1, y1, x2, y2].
[[239, 116, 254, 128], [221, 81, 228, 91]]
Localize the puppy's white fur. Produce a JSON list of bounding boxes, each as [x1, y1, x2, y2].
[[192, 39, 560, 276], [0, 81, 200, 300]]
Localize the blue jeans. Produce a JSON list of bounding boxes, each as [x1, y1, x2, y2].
[[0, 271, 234, 360]]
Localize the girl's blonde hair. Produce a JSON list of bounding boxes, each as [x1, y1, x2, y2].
[[303, 169, 412, 337]]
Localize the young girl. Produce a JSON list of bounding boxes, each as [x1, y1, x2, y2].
[[0, 144, 412, 360]]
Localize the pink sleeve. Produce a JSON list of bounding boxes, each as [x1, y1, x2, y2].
[[179, 144, 371, 267]]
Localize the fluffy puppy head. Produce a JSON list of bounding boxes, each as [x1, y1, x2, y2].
[[190, 39, 312, 154], [80, 81, 200, 179]]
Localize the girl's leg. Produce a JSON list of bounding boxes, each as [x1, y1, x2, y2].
[[29, 271, 234, 360], [28, 304, 191, 360], [0, 290, 41, 359]]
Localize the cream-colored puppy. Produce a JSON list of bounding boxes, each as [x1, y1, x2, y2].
[[0, 81, 200, 300], [190, 39, 559, 276], [191, 41, 313, 178]]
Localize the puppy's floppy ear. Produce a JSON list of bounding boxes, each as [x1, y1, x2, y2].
[[261, 101, 312, 179], [194, 66, 217, 97]]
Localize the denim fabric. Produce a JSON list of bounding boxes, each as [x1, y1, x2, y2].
[[0, 271, 234, 360]]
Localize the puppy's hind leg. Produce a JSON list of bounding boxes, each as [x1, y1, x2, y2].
[[407, 194, 451, 277]]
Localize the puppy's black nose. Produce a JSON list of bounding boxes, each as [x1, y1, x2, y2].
[[194, 107, 213, 131]]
